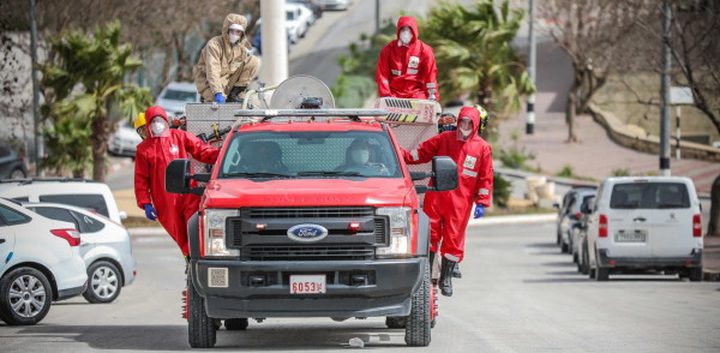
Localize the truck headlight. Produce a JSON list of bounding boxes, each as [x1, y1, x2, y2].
[[376, 207, 412, 257], [203, 209, 240, 257]]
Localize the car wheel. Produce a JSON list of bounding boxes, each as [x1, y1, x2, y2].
[[688, 268, 703, 282], [0, 267, 53, 325], [404, 258, 431, 347], [188, 273, 216, 348], [9, 168, 26, 179], [83, 261, 122, 304], [596, 268, 609, 281], [560, 241, 569, 254], [225, 318, 249, 330], [580, 251, 589, 275], [386, 316, 406, 328]]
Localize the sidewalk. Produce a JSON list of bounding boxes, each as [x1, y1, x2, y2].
[[497, 42, 720, 195]]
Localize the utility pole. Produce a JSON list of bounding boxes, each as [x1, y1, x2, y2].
[[259, 0, 288, 89], [659, 0, 672, 176], [526, 0, 537, 135], [375, 0, 380, 34], [29, 0, 42, 175]]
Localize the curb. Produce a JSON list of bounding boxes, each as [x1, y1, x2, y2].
[[468, 213, 556, 226], [703, 270, 720, 282], [128, 227, 166, 237]]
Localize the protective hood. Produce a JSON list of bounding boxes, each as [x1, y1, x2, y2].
[[396, 16, 418, 46], [457, 106, 481, 139], [144, 105, 169, 138], [222, 13, 247, 45]]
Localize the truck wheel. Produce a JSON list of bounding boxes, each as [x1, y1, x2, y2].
[[596, 268, 609, 281], [0, 267, 52, 325], [404, 259, 431, 347], [83, 260, 122, 304], [225, 318, 249, 330], [688, 268, 703, 282], [385, 316, 406, 329], [187, 275, 216, 348]]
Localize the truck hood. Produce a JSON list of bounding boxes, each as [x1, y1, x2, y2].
[[203, 178, 411, 208]]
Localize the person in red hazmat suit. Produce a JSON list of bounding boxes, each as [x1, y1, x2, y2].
[[402, 106, 493, 297], [375, 16, 440, 101], [134, 106, 220, 258]]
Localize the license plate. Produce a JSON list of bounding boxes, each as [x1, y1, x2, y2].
[[290, 274, 326, 294], [615, 229, 647, 242]]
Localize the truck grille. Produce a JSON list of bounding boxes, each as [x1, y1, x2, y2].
[[243, 207, 374, 219], [241, 245, 374, 261]]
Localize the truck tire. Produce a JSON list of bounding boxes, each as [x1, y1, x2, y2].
[[596, 268, 609, 281], [688, 268, 703, 282], [404, 259, 431, 347], [385, 316, 406, 329], [83, 260, 122, 304], [187, 275, 216, 348], [0, 267, 53, 325], [225, 318, 249, 330]]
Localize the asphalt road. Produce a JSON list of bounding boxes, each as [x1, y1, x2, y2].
[[3, 222, 719, 352]]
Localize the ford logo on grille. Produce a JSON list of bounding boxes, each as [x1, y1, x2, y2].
[[287, 224, 329, 243]]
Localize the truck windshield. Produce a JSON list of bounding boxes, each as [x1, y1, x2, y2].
[[220, 131, 402, 179]]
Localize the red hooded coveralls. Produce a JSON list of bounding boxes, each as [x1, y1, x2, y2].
[[402, 107, 493, 262], [134, 106, 220, 256], [376, 16, 440, 101]]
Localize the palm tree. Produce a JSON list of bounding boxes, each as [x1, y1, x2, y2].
[[41, 21, 151, 181], [421, 0, 534, 116]]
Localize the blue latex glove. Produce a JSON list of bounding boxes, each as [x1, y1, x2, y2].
[[214, 92, 225, 103], [143, 204, 157, 221], [473, 204, 485, 219]]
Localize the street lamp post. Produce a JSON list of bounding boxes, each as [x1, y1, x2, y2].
[[659, 0, 672, 176], [29, 0, 42, 174], [526, 0, 537, 135], [259, 0, 288, 88]]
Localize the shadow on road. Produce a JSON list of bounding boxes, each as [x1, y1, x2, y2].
[[526, 242, 558, 249], [4, 324, 408, 351]]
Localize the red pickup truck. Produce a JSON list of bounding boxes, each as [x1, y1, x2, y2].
[[166, 108, 457, 348]]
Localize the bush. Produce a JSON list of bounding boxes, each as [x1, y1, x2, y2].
[[493, 173, 511, 208], [556, 164, 575, 178], [612, 168, 631, 177], [497, 146, 535, 170]]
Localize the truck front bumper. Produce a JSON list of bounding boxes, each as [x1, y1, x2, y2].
[[190, 258, 424, 319]]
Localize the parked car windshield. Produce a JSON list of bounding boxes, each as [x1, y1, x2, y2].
[[287, 10, 297, 21], [163, 89, 197, 102], [610, 182, 690, 209], [220, 131, 402, 179]]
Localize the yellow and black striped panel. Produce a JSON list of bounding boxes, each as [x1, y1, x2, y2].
[[385, 112, 419, 123]]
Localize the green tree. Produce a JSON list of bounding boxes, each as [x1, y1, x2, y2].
[[421, 0, 535, 115], [41, 21, 152, 181]]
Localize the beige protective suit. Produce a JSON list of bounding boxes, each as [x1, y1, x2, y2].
[[193, 14, 261, 102]]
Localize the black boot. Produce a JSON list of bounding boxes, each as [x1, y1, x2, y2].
[[227, 86, 247, 103], [452, 263, 462, 278], [439, 257, 457, 297]]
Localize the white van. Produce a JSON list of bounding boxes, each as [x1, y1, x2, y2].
[[0, 179, 127, 224], [586, 177, 703, 281]]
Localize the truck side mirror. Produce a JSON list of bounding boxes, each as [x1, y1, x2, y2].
[[431, 156, 458, 192], [166, 159, 192, 194]]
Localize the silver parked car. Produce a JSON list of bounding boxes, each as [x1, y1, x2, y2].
[[156, 81, 200, 116], [24, 202, 136, 303]]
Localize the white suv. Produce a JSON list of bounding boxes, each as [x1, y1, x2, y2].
[[0, 179, 127, 224], [586, 177, 703, 281], [24, 202, 136, 304], [0, 198, 87, 325]]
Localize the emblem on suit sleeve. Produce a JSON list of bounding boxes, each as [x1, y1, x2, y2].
[[170, 144, 179, 155], [463, 155, 477, 169]]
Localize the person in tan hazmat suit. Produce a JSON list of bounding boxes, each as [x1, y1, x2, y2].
[[193, 14, 261, 103]]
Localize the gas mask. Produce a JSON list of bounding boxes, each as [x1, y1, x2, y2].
[[457, 118, 473, 141], [229, 33, 241, 44], [150, 117, 168, 137], [228, 24, 244, 45], [399, 28, 413, 45], [350, 149, 370, 164]]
